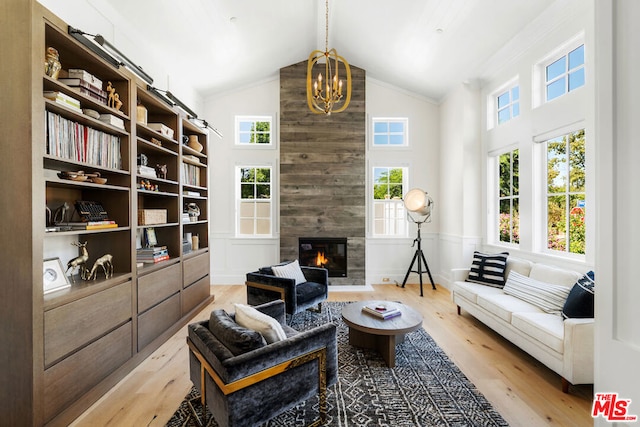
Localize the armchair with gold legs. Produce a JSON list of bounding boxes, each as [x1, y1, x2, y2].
[[187, 300, 338, 427]]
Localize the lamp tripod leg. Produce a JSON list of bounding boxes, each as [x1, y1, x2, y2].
[[419, 249, 436, 291], [400, 250, 419, 289]]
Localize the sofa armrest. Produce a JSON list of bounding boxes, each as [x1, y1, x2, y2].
[[301, 266, 329, 285], [451, 268, 470, 282], [562, 318, 594, 385], [220, 322, 338, 385], [254, 299, 286, 325], [246, 272, 297, 304]]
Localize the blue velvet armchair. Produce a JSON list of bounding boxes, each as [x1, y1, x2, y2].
[[245, 264, 329, 316], [187, 300, 338, 427]]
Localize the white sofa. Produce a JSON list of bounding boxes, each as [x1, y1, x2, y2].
[[451, 257, 594, 392]]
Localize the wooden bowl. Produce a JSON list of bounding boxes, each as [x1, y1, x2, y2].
[[91, 177, 107, 184]]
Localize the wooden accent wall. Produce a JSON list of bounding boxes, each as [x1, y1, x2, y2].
[[279, 60, 366, 285]]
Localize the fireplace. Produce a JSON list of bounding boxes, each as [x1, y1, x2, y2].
[[299, 237, 347, 277]]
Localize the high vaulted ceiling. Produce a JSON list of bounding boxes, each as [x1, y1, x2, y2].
[[95, 0, 556, 101]]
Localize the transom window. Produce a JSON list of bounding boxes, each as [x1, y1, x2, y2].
[[236, 166, 272, 236], [497, 86, 520, 124], [372, 118, 408, 147], [498, 149, 519, 244], [372, 167, 407, 236], [545, 44, 585, 102], [544, 129, 585, 255], [235, 116, 272, 146]]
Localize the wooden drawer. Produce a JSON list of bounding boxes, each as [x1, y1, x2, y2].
[[183, 252, 209, 288], [137, 262, 181, 313], [137, 292, 180, 351], [182, 275, 210, 314], [44, 282, 132, 367], [44, 321, 132, 423]]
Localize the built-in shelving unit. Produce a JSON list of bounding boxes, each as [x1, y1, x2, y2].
[[1, 3, 214, 425]]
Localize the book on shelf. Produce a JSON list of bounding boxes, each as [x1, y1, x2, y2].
[[58, 77, 106, 97], [64, 220, 118, 230], [44, 91, 82, 112], [98, 114, 125, 129], [136, 246, 170, 264], [139, 255, 170, 264], [362, 303, 402, 320], [181, 163, 201, 187], [67, 69, 103, 90]]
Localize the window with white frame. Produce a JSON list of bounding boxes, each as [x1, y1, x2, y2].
[[372, 166, 407, 236], [497, 85, 520, 125], [235, 116, 272, 146], [236, 166, 272, 236], [372, 118, 408, 146], [497, 149, 519, 244], [544, 129, 586, 255], [545, 44, 585, 102]]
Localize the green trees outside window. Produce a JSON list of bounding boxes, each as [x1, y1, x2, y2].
[[498, 149, 519, 244]]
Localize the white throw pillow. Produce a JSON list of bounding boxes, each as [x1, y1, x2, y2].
[[503, 271, 571, 314], [234, 303, 287, 344], [271, 260, 307, 285]]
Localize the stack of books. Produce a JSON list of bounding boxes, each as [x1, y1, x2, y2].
[[43, 91, 82, 113], [362, 303, 402, 320], [66, 220, 117, 230], [136, 246, 169, 264], [59, 76, 108, 105]]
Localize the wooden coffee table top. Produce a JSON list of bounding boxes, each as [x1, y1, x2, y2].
[[341, 300, 423, 336]]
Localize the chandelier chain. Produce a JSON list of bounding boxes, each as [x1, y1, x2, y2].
[[324, 0, 329, 52]]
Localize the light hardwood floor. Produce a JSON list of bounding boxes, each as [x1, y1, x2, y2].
[[70, 284, 593, 427]]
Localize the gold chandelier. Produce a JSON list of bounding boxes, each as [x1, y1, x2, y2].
[[306, 0, 351, 115]]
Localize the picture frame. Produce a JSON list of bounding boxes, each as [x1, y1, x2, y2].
[[43, 257, 71, 294], [144, 227, 157, 247]]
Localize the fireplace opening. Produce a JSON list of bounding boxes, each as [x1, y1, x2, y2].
[[299, 237, 347, 277]]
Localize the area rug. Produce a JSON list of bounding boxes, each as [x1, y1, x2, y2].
[[167, 301, 508, 426]]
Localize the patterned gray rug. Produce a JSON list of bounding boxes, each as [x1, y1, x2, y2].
[[167, 301, 508, 426]]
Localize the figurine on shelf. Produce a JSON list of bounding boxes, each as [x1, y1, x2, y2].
[[86, 254, 113, 280], [44, 47, 62, 79], [106, 81, 122, 111], [155, 164, 167, 180], [65, 241, 88, 282], [186, 202, 201, 222]]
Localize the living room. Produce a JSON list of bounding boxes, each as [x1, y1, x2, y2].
[[1, 0, 638, 426]]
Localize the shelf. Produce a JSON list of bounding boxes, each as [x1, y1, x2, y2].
[[45, 99, 130, 136], [182, 156, 207, 167], [136, 189, 179, 198], [44, 155, 131, 175], [182, 194, 207, 200], [183, 247, 209, 260], [136, 222, 180, 229], [183, 219, 208, 226], [182, 144, 207, 159], [136, 257, 181, 276], [45, 226, 130, 236], [45, 172, 130, 191], [137, 137, 179, 156]]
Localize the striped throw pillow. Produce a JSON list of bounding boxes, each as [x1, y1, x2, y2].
[[466, 251, 509, 288], [503, 271, 571, 314]]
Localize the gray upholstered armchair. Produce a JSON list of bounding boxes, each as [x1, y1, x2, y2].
[[246, 263, 329, 316], [187, 300, 338, 427]]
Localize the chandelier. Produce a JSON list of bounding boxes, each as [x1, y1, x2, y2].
[[306, 0, 351, 115]]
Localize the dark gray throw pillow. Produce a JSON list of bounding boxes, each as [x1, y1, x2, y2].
[[466, 251, 509, 288], [562, 271, 595, 319], [208, 309, 266, 356]]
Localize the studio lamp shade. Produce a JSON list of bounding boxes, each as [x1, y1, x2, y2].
[[404, 188, 432, 216]]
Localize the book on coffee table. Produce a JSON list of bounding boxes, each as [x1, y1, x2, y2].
[[362, 303, 402, 320]]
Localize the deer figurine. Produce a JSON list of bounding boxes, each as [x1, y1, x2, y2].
[[66, 241, 88, 282], [87, 254, 113, 280]]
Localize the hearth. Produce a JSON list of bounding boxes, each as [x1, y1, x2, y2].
[[299, 237, 347, 277]]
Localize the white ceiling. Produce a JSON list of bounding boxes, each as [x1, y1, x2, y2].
[[98, 0, 556, 101]]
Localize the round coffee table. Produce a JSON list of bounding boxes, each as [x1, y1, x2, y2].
[[341, 300, 423, 367]]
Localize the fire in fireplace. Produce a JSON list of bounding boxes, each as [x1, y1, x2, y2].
[[299, 237, 347, 277]]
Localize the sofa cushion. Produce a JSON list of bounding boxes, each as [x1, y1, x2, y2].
[[503, 271, 571, 314], [453, 280, 504, 304], [511, 312, 564, 354], [477, 293, 543, 322], [504, 257, 534, 279], [271, 259, 307, 285], [562, 271, 595, 319], [208, 310, 266, 356], [529, 264, 581, 287], [296, 281, 325, 302], [466, 251, 509, 288], [234, 303, 287, 344]]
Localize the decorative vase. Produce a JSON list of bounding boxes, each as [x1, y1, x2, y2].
[[136, 103, 148, 125], [44, 47, 61, 80], [188, 135, 203, 153]]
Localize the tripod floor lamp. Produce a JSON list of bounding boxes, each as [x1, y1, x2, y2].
[[399, 188, 436, 296]]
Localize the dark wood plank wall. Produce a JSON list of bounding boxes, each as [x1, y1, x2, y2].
[[279, 60, 366, 285]]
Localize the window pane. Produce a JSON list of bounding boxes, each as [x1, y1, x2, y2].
[[255, 219, 270, 234], [497, 92, 510, 109], [512, 198, 520, 244], [499, 153, 511, 197], [569, 131, 586, 192], [547, 78, 566, 101], [389, 122, 404, 133], [546, 57, 566, 81], [374, 135, 388, 145], [569, 195, 585, 254], [511, 86, 520, 101], [239, 121, 252, 132], [388, 168, 403, 183], [389, 134, 404, 145], [499, 199, 511, 243], [568, 45, 584, 69], [241, 183, 254, 199], [239, 219, 254, 234], [512, 150, 519, 195], [373, 184, 389, 199], [256, 168, 270, 183], [569, 68, 585, 91], [374, 122, 388, 133], [512, 102, 520, 118], [239, 202, 254, 217], [498, 108, 510, 124], [547, 140, 567, 193], [547, 195, 566, 251], [240, 168, 253, 182]]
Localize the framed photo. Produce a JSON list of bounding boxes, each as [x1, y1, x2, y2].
[[144, 227, 157, 247], [43, 257, 71, 294]]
